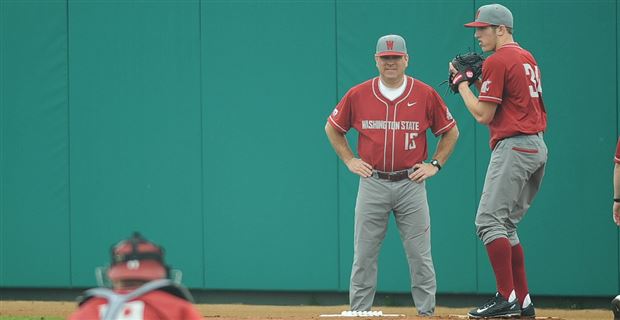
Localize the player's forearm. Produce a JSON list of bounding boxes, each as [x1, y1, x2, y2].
[[432, 125, 459, 166], [458, 84, 489, 124], [614, 164, 620, 198], [325, 123, 355, 164]]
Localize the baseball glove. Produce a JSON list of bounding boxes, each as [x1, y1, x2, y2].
[[448, 52, 485, 94]]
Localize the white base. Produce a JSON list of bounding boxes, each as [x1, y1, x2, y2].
[[319, 310, 404, 317]]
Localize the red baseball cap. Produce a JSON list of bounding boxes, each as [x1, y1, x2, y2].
[[107, 232, 168, 282]]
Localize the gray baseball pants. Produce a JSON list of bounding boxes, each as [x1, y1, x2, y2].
[[349, 174, 436, 315], [476, 133, 547, 245]]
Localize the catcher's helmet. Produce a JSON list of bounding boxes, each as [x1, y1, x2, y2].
[[107, 232, 169, 282]]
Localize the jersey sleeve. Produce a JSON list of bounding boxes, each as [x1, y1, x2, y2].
[[615, 138, 620, 164], [327, 89, 353, 133], [478, 57, 505, 104], [428, 89, 456, 136], [183, 304, 204, 320]]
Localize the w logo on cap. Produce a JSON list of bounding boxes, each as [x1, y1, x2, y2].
[[376, 35, 407, 56]]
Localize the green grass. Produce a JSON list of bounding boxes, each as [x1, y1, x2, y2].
[[0, 317, 64, 320]]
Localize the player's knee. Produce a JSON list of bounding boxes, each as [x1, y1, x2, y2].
[[475, 223, 508, 244], [507, 232, 520, 246], [474, 220, 489, 239]]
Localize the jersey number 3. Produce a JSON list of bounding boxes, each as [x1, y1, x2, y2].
[[523, 63, 542, 98]]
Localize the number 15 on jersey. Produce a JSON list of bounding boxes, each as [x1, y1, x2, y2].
[[405, 132, 418, 150]]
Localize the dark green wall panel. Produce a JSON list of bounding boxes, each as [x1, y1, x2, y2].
[[617, 0, 620, 293], [336, 1, 479, 294], [67, 0, 204, 288], [474, 0, 619, 296], [0, 1, 70, 287], [0, 0, 618, 297], [202, 0, 339, 290]]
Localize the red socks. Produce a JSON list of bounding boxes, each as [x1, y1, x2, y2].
[[511, 243, 529, 306], [485, 238, 531, 306], [485, 238, 514, 300]]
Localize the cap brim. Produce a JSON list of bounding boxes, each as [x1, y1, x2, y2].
[[108, 260, 167, 281], [376, 51, 406, 57], [464, 21, 494, 28]]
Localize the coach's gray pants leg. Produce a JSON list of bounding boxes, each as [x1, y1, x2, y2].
[[476, 134, 548, 245], [394, 180, 436, 316], [349, 177, 436, 315], [350, 177, 390, 311]]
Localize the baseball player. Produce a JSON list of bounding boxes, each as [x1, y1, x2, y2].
[[450, 4, 547, 318], [68, 232, 203, 320], [611, 138, 620, 319], [325, 34, 459, 316], [613, 138, 620, 227]]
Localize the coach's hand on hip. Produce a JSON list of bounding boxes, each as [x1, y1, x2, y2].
[[409, 163, 439, 183], [345, 158, 373, 178]]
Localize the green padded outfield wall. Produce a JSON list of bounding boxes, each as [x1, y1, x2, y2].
[[472, 0, 619, 296], [335, 0, 479, 294], [1, 0, 618, 297], [201, 0, 339, 290], [66, 0, 204, 288], [0, 0, 71, 287]]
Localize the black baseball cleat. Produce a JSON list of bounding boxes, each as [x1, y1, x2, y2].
[[612, 295, 620, 320], [520, 302, 535, 319], [468, 292, 521, 318]]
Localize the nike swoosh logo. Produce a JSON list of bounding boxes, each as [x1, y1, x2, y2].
[[407, 101, 416, 107], [476, 303, 495, 313]]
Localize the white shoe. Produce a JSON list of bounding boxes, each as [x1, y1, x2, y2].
[[612, 295, 620, 320]]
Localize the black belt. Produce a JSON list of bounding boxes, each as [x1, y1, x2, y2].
[[374, 169, 414, 182]]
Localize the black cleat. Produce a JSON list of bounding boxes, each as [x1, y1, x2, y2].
[[520, 302, 535, 319], [612, 295, 620, 320], [468, 293, 521, 318]]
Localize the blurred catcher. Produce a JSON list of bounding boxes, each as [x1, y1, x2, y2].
[[68, 232, 203, 320]]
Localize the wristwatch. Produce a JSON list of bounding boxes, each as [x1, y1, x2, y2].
[[430, 159, 442, 171]]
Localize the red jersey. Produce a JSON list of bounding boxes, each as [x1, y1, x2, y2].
[[328, 76, 456, 172], [615, 138, 620, 164], [68, 290, 203, 320], [478, 43, 547, 149]]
